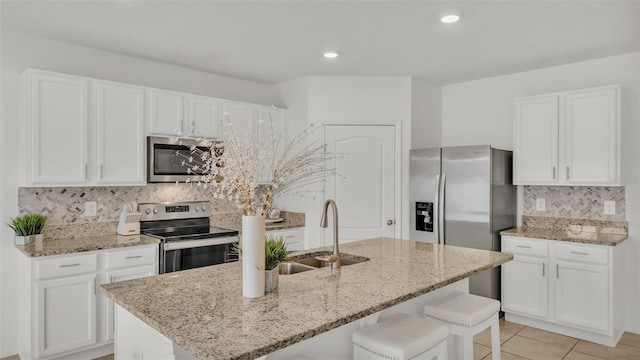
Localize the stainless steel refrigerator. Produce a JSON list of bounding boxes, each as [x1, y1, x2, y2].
[[410, 145, 516, 301]]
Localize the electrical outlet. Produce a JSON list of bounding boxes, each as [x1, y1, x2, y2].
[[536, 198, 546, 212], [85, 201, 97, 217], [604, 201, 616, 215]]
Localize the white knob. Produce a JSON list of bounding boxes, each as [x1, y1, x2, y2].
[[153, 208, 159, 214], [195, 206, 201, 211], [202, 205, 207, 211], [145, 209, 151, 215]]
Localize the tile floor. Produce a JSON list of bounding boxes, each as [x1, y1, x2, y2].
[[2, 320, 639, 360]]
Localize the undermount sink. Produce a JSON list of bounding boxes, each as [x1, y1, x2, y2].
[[279, 252, 370, 275], [278, 262, 316, 275]]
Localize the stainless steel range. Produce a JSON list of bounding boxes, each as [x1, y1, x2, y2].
[[139, 201, 239, 274]]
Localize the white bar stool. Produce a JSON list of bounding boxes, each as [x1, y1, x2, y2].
[[423, 291, 501, 360], [352, 313, 449, 360]]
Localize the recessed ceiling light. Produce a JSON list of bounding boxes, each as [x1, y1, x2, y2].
[[323, 51, 339, 59], [440, 13, 461, 24]]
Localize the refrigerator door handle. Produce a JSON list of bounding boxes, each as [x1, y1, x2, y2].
[[434, 174, 441, 244], [439, 173, 446, 245]]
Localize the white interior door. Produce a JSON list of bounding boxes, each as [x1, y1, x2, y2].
[[324, 125, 396, 243]]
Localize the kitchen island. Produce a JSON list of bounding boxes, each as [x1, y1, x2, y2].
[[101, 237, 513, 360]]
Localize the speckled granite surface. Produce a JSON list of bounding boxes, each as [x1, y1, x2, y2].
[[101, 237, 512, 360], [211, 211, 305, 231], [42, 221, 118, 239], [16, 234, 160, 257], [501, 216, 628, 246]]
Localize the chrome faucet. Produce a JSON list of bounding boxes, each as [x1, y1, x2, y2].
[[317, 199, 341, 268]]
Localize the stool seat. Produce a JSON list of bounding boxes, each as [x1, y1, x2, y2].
[[353, 313, 448, 360], [423, 291, 500, 327]]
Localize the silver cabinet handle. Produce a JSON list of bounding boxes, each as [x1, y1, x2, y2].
[[59, 263, 80, 268], [387, 219, 394, 225], [84, 163, 88, 180], [99, 164, 103, 180], [570, 251, 589, 256], [553, 166, 556, 180], [125, 255, 143, 259], [542, 263, 546, 277], [556, 264, 559, 279], [516, 245, 532, 249], [566, 166, 570, 180]]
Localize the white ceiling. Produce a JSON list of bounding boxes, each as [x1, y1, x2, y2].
[[2, 1, 639, 85]]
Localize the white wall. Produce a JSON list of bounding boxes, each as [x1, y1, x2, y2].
[[411, 78, 441, 149], [441, 52, 640, 333], [0, 32, 280, 357]]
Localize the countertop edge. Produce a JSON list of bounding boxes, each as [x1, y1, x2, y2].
[[500, 228, 628, 246], [16, 234, 160, 257]]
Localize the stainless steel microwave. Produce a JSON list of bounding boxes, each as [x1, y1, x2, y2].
[[147, 136, 220, 183]]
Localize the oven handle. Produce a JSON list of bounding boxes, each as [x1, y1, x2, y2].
[[163, 236, 238, 251]]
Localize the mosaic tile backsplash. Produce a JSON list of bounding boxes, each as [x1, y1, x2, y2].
[[18, 184, 236, 223], [523, 186, 625, 221]]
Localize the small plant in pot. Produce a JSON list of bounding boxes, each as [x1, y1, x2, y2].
[[8, 213, 47, 245], [265, 236, 290, 292]]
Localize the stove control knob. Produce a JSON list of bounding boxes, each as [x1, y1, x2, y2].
[[153, 208, 159, 214], [202, 205, 207, 211], [195, 206, 201, 211], [145, 209, 151, 215]]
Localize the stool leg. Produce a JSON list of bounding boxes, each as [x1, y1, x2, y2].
[[490, 314, 501, 360], [438, 340, 448, 360], [463, 331, 474, 360]]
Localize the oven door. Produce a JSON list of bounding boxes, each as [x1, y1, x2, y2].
[[161, 236, 238, 274]]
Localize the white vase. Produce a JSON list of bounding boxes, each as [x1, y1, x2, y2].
[[242, 215, 265, 298]]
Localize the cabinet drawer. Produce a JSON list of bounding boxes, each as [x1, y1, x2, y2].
[[503, 237, 548, 257], [267, 228, 304, 251], [104, 246, 157, 270], [36, 253, 98, 280], [555, 244, 608, 265]]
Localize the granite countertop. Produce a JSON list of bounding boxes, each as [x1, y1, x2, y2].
[[500, 227, 628, 246], [16, 234, 160, 257], [211, 211, 305, 232], [101, 237, 513, 360]]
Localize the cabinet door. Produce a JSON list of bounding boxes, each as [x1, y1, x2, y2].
[[257, 107, 287, 182], [502, 256, 548, 319], [513, 96, 559, 184], [266, 228, 304, 251], [564, 87, 618, 185], [555, 261, 609, 332], [30, 72, 89, 184], [187, 95, 221, 138], [149, 89, 184, 135], [37, 274, 97, 358], [223, 101, 257, 145], [96, 81, 145, 185], [102, 265, 156, 343]]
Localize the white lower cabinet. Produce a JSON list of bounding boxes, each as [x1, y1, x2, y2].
[[18, 244, 158, 359], [37, 274, 98, 358], [266, 227, 305, 251], [502, 236, 623, 346], [502, 256, 548, 319]]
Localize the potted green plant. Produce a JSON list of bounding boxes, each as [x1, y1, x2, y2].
[[8, 213, 47, 245], [265, 236, 290, 292]]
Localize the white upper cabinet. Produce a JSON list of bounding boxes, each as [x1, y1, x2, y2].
[[514, 95, 559, 184], [29, 71, 89, 185], [257, 107, 287, 183], [23, 70, 146, 186], [513, 85, 620, 186], [148, 89, 184, 136], [223, 101, 258, 146], [564, 87, 618, 185], [96, 81, 145, 185], [188, 95, 221, 138]]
